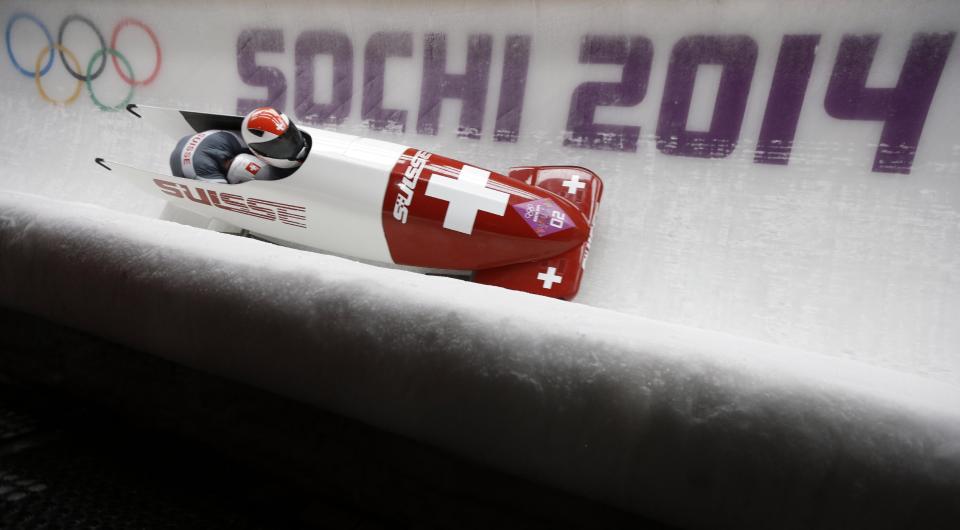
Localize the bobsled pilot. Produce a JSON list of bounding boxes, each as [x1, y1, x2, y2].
[[169, 107, 309, 184]]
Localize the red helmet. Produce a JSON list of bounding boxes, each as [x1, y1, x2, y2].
[[241, 107, 307, 168]]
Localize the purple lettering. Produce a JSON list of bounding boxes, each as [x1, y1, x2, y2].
[[755, 35, 820, 165], [824, 32, 955, 174], [494, 35, 532, 143], [294, 31, 353, 125], [236, 29, 286, 114], [362, 32, 413, 133], [417, 33, 493, 139], [564, 35, 653, 152], [657, 35, 758, 158]]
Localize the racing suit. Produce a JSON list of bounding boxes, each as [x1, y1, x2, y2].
[[170, 130, 284, 183]]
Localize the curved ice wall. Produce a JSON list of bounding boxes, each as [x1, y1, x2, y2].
[[1, 0, 959, 384]]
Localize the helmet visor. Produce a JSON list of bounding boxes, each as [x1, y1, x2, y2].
[[250, 120, 304, 161]]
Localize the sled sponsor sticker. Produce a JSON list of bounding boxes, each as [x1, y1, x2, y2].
[[513, 198, 574, 237], [153, 179, 307, 228], [392, 149, 431, 224]]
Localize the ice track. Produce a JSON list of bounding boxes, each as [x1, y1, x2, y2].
[[2, 0, 960, 527]]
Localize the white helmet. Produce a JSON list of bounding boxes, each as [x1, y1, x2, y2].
[[241, 107, 307, 169]]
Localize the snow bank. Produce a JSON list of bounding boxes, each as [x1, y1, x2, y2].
[[1, 191, 958, 528]]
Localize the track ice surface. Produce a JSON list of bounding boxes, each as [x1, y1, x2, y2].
[[1, 0, 959, 388], [3, 103, 958, 387]]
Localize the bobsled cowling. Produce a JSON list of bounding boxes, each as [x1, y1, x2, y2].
[[101, 105, 603, 300]]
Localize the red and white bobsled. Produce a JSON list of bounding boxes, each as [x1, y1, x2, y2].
[[97, 104, 603, 300]]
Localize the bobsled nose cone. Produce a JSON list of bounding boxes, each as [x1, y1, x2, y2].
[[381, 149, 596, 270], [568, 213, 591, 243], [441, 173, 593, 268]]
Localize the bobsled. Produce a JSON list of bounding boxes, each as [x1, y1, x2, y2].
[[96, 104, 603, 300]]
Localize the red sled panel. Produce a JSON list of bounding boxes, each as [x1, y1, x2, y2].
[[381, 151, 591, 271], [473, 166, 603, 300]]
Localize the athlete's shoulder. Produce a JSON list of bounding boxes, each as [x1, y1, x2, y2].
[[171, 130, 244, 180]]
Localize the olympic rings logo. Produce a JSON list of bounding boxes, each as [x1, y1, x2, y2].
[[5, 13, 161, 111]]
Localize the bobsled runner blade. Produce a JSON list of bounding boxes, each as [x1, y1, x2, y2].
[[126, 103, 244, 140], [93, 157, 137, 173]]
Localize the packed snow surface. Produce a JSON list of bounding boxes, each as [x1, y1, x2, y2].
[[1, 192, 958, 528]]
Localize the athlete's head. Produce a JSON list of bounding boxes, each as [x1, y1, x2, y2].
[[241, 107, 307, 168]]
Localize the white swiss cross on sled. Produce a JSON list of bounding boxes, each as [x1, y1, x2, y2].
[[537, 266, 563, 289], [425, 165, 509, 235], [562, 174, 586, 196]]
